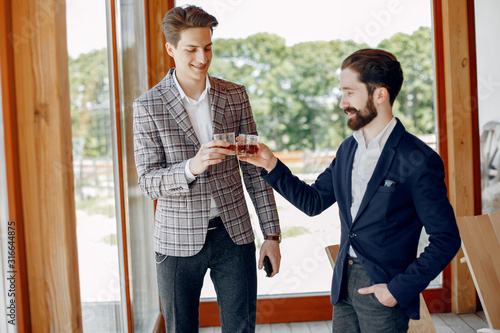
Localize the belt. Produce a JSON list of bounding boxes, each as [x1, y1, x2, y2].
[[207, 216, 222, 231]]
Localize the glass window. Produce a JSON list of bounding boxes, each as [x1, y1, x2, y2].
[[114, 0, 159, 331], [173, 0, 440, 298], [475, 0, 500, 215], [67, 0, 159, 331], [0, 66, 17, 333], [66, 1, 125, 331]]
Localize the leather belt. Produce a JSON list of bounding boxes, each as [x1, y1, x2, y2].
[[207, 216, 222, 231]]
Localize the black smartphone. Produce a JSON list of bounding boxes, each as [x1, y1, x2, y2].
[[263, 256, 273, 277]]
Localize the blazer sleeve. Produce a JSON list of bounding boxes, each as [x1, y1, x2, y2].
[[387, 152, 461, 308], [133, 98, 191, 200], [263, 159, 337, 217], [236, 88, 281, 235]]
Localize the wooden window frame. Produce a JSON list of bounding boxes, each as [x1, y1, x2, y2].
[[0, 1, 31, 331]]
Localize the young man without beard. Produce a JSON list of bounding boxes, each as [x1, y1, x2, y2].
[[133, 5, 281, 332]]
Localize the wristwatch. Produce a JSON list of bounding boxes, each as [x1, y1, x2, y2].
[[264, 234, 281, 243]]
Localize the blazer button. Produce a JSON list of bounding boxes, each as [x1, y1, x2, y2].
[[348, 232, 356, 238]]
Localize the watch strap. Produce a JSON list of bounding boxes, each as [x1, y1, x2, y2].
[[264, 234, 281, 243]]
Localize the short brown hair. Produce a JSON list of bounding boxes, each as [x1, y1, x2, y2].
[[162, 5, 218, 48], [341, 49, 404, 106]]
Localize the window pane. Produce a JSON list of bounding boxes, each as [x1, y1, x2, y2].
[[173, 0, 441, 297], [114, 0, 159, 331], [66, 1, 124, 331], [475, 0, 500, 215]]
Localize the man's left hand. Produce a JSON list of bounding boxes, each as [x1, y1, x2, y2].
[[358, 283, 398, 307], [258, 239, 281, 277]]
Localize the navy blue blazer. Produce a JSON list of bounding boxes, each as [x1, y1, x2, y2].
[[262, 119, 461, 319]]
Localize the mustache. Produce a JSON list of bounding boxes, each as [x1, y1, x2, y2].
[[344, 107, 359, 115]]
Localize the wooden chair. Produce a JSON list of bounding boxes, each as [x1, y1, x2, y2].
[[457, 212, 500, 332], [325, 245, 436, 333]]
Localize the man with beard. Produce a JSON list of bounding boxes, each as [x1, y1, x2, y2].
[[238, 49, 461, 332]]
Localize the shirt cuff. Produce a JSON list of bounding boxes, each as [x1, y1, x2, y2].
[[185, 159, 196, 184]]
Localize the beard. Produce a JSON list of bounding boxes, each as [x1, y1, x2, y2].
[[345, 97, 378, 131]]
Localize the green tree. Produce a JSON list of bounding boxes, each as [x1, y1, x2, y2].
[[211, 34, 368, 151], [377, 27, 435, 135], [68, 48, 111, 158], [70, 29, 434, 156]]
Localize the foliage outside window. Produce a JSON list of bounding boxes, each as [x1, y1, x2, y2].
[[210, 27, 435, 153], [70, 27, 434, 157]]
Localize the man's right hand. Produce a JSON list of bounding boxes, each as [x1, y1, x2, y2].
[[238, 141, 278, 173], [190, 140, 234, 176]]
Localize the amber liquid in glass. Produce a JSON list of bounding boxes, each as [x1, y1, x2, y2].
[[214, 144, 236, 151], [238, 143, 258, 157], [246, 144, 259, 156]]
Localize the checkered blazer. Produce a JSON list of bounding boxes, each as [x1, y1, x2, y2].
[[133, 69, 280, 257]]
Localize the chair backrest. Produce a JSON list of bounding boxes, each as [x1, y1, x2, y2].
[[456, 211, 500, 329], [324, 244, 436, 333], [325, 244, 339, 269]]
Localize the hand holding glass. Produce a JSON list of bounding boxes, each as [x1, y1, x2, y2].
[[237, 134, 259, 158], [213, 133, 236, 153]]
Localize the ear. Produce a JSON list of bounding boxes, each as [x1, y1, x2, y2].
[[373, 86, 389, 105], [165, 42, 175, 58]]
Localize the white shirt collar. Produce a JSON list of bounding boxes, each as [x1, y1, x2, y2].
[[172, 69, 211, 104], [353, 117, 397, 149]]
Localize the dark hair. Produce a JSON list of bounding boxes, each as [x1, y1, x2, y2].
[[341, 49, 404, 105], [162, 5, 218, 48]]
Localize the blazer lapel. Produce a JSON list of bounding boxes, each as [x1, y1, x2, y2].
[[209, 77, 227, 134], [159, 70, 200, 148], [344, 139, 357, 225], [353, 120, 405, 224]]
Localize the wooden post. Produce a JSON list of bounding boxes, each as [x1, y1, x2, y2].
[[9, 0, 82, 331], [440, 0, 479, 314]]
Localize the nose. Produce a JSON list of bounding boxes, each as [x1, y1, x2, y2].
[[196, 49, 208, 63], [339, 95, 349, 110]]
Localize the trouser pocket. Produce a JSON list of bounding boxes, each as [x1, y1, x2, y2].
[[155, 252, 167, 264]]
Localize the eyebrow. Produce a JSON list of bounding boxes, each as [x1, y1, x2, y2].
[[339, 86, 354, 91], [185, 43, 212, 48]]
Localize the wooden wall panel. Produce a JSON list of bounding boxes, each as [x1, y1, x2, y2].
[[439, 0, 479, 314], [9, 0, 82, 331]]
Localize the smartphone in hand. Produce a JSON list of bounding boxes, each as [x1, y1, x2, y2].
[[263, 256, 273, 277]]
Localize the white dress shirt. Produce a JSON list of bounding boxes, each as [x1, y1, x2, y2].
[[349, 117, 397, 257], [173, 71, 220, 218]]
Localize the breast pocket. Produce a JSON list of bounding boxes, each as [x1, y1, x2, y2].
[[370, 186, 396, 217], [377, 185, 396, 193]]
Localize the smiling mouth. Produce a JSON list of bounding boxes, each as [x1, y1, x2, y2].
[[344, 107, 358, 115], [192, 64, 207, 70]]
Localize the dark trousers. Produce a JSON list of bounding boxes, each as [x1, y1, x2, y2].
[[332, 257, 410, 333], [155, 217, 257, 333]]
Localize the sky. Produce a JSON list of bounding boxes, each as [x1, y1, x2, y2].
[[66, 0, 108, 58], [177, 0, 432, 46], [66, 0, 432, 58]]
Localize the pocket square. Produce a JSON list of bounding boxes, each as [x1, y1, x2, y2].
[[383, 179, 397, 187]]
